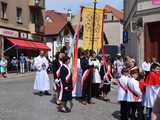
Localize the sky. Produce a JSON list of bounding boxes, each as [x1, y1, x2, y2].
[[46, 0, 123, 14]]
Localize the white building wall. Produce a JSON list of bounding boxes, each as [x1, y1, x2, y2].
[[104, 22, 123, 46]]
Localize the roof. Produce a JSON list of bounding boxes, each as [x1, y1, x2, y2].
[[45, 10, 68, 35], [104, 5, 123, 21]]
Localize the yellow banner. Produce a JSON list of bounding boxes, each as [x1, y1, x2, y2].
[[82, 7, 104, 50]]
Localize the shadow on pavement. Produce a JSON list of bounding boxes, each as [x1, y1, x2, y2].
[[112, 111, 120, 120]]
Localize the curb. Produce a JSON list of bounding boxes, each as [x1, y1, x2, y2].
[[0, 72, 35, 80]]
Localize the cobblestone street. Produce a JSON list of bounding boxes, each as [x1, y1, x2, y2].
[[0, 74, 120, 120]]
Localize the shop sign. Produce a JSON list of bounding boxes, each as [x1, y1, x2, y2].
[[0, 28, 19, 38]]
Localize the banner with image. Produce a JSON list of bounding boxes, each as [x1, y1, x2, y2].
[[82, 7, 104, 50]]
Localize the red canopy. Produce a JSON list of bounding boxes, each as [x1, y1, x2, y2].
[[8, 38, 50, 51]]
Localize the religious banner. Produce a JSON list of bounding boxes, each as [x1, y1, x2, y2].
[[152, 0, 160, 5], [82, 7, 104, 50]]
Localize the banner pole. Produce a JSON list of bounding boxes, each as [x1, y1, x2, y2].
[[90, 0, 97, 101], [91, 0, 97, 51]]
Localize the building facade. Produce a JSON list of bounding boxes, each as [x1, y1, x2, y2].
[[124, 0, 160, 66], [0, 0, 45, 58], [44, 10, 74, 61], [103, 5, 123, 57]]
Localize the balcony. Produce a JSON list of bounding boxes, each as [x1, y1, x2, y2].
[[29, 0, 45, 9]]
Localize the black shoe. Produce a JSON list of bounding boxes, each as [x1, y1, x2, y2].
[[44, 91, 51, 96], [88, 100, 95, 104], [58, 107, 68, 113], [39, 91, 44, 96], [66, 107, 71, 112]]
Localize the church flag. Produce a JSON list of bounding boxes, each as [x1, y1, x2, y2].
[[82, 7, 104, 50]]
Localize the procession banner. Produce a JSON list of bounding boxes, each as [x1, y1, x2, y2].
[[152, 0, 160, 5], [82, 7, 104, 50]]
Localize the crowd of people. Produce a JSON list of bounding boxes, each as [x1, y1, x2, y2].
[[0, 54, 35, 78], [10, 54, 34, 73], [32, 47, 160, 118], [12, 46, 159, 119], [117, 56, 160, 120]]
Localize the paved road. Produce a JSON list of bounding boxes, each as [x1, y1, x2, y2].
[[0, 75, 120, 120]]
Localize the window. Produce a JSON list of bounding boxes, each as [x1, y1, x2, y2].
[[1, 2, 7, 19], [112, 16, 114, 21], [16, 8, 22, 24], [104, 14, 107, 22]]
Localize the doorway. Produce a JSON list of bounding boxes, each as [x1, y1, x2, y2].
[[144, 21, 160, 60]]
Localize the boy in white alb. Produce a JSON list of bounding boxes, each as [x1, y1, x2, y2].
[[152, 90, 160, 120], [117, 67, 129, 120], [127, 66, 144, 120], [144, 63, 160, 120]]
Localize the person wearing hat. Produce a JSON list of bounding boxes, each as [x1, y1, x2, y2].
[[127, 66, 144, 120]]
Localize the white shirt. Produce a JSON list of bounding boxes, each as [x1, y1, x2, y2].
[[117, 75, 128, 101], [142, 61, 151, 72], [34, 56, 49, 71], [89, 58, 101, 83], [144, 86, 160, 108], [127, 77, 142, 102]]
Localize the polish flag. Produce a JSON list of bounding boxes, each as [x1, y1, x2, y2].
[[152, 0, 160, 5]]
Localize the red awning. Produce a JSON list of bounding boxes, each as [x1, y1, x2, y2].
[[8, 38, 50, 50], [31, 41, 50, 50]]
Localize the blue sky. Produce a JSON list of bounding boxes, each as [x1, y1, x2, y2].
[[46, 0, 123, 13]]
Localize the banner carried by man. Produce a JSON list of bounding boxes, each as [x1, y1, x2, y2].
[[82, 7, 104, 50]]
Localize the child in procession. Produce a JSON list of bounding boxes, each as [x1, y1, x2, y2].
[[127, 66, 144, 120], [58, 56, 73, 113], [117, 67, 129, 120]]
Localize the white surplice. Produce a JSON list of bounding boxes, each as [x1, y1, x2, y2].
[[117, 75, 128, 101], [127, 77, 142, 102], [144, 86, 160, 108], [89, 59, 101, 84], [33, 55, 50, 91], [72, 59, 82, 97]]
